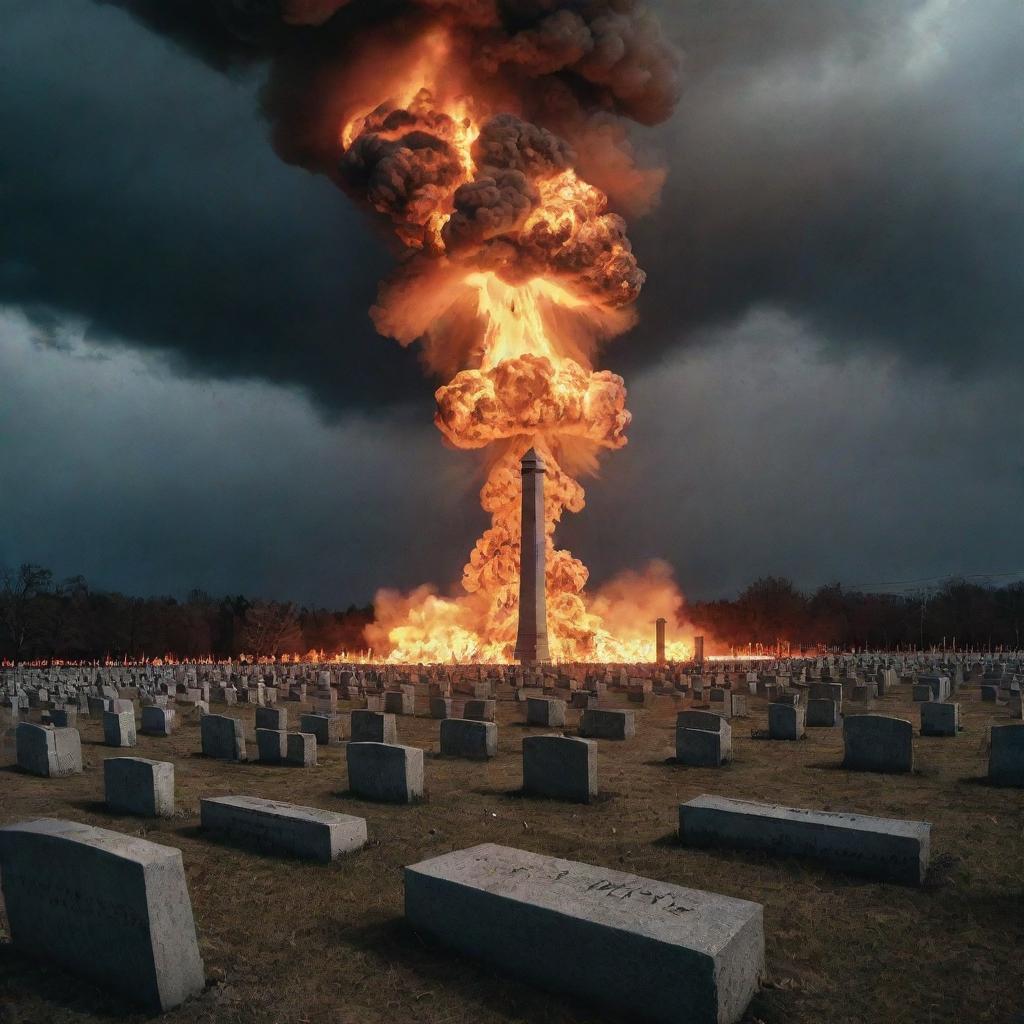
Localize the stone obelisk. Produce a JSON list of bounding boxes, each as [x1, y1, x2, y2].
[[514, 448, 551, 664]]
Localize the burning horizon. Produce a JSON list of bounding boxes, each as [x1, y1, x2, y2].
[[195, 1, 696, 663]]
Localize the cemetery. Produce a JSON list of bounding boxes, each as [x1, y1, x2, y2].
[[0, 655, 1021, 1024]]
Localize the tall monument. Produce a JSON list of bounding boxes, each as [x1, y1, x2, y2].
[[514, 448, 551, 664]]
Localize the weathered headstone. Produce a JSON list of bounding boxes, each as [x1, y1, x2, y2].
[[257, 728, 289, 764], [15, 723, 82, 777], [988, 723, 1024, 786], [405, 843, 764, 1024], [464, 699, 496, 722], [299, 713, 344, 745], [806, 699, 839, 727], [255, 706, 287, 731], [920, 702, 959, 737], [440, 719, 497, 759], [201, 796, 365, 861], [350, 709, 397, 744], [675, 711, 731, 767], [347, 742, 424, 802], [287, 732, 317, 767], [201, 714, 246, 761], [843, 715, 913, 773], [768, 703, 805, 741], [579, 708, 635, 740], [522, 735, 596, 803], [0, 818, 204, 1011], [104, 757, 175, 818], [103, 709, 137, 748], [679, 795, 930, 885], [526, 697, 566, 728], [141, 705, 175, 736]]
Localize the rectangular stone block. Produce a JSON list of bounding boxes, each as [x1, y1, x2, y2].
[[16, 724, 82, 777], [141, 705, 175, 736], [347, 742, 424, 803], [806, 699, 838, 727], [201, 713, 246, 761], [526, 697, 566, 727], [350, 709, 397, 744], [676, 711, 732, 766], [103, 709, 137, 748], [981, 684, 999, 702], [440, 718, 497, 759], [989, 723, 1024, 786], [405, 843, 764, 1024], [768, 703, 805, 740], [843, 715, 913, 773], [104, 757, 174, 818], [679, 795, 931, 885], [464, 699, 496, 722], [912, 684, 934, 702], [50, 709, 77, 728], [286, 731, 317, 767], [0, 818, 204, 1011], [255, 706, 287, 731], [579, 708, 635, 740], [299, 713, 344, 745], [256, 728, 288, 764], [384, 690, 416, 715], [200, 795, 366, 861], [430, 697, 453, 719], [920, 702, 959, 737], [522, 735, 596, 803]]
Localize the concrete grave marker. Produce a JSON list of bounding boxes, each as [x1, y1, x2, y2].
[[522, 735, 596, 803], [104, 757, 175, 818], [405, 843, 764, 1024], [843, 715, 913, 773], [0, 818, 204, 1011], [679, 795, 930, 885], [103, 709, 137, 748], [16, 723, 82, 777], [347, 742, 424, 803], [201, 795, 365, 861], [201, 713, 246, 761], [988, 723, 1024, 786], [350, 709, 397, 744], [440, 718, 497, 759], [579, 708, 635, 740]]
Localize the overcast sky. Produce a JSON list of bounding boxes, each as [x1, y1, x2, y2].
[[2, 0, 1022, 606]]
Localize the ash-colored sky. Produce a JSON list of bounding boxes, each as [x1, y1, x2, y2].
[[1, 0, 1022, 605]]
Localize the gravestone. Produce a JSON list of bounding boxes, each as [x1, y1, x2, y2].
[[350, 709, 397, 744], [0, 818, 204, 1011], [103, 709, 137, 748], [257, 728, 289, 764], [201, 796, 366, 861], [201, 714, 246, 761], [675, 711, 731, 767], [405, 843, 764, 1024], [255, 706, 287, 731], [347, 742, 424, 802], [768, 703, 805, 741], [430, 697, 453, 719], [16, 724, 82, 777], [920, 702, 959, 737], [141, 705, 175, 736], [522, 735, 596, 803], [988, 723, 1024, 786], [104, 757, 175, 818], [51, 709, 77, 728], [464, 699, 496, 722], [299, 713, 344, 745], [912, 684, 934, 703], [440, 719, 497, 759], [527, 697, 566, 728], [579, 708, 635, 740], [287, 732, 317, 767], [843, 715, 913, 773], [384, 690, 415, 715], [679, 795, 930, 885], [806, 699, 839, 727]]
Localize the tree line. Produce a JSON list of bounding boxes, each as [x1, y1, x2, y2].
[[3, 565, 1023, 663]]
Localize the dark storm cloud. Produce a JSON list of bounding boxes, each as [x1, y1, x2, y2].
[[0, 0, 427, 416], [3, 1, 1021, 406], [620, 0, 1023, 379]]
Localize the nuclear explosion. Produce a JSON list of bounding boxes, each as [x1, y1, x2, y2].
[[190, 0, 695, 664]]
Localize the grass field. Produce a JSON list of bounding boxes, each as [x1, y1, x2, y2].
[[1, 684, 1022, 1024]]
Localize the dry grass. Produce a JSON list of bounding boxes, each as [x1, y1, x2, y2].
[[0, 685, 1021, 1024]]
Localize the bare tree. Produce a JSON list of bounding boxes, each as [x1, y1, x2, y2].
[[240, 601, 302, 658], [0, 564, 54, 662]]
